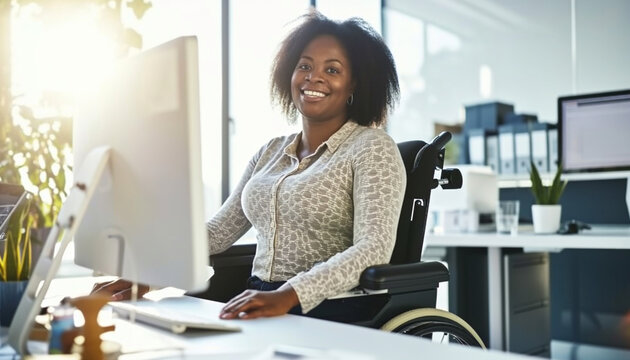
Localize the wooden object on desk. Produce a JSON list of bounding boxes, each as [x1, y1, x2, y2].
[[29, 318, 50, 342], [69, 295, 110, 360]]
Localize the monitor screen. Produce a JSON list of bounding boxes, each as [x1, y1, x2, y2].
[[72, 36, 209, 292], [558, 89, 630, 173]]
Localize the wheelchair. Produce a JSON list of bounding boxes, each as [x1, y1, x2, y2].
[[198, 131, 486, 348]]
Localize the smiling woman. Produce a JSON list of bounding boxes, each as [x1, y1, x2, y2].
[[206, 10, 404, 321]]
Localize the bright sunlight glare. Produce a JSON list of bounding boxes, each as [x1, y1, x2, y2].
[[11, 5, 118, 115], [10, 4, 119, 200]]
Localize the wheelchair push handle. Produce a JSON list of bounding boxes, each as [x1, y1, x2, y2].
[[413, 131, 452, 171], [429, 131, 452, 150]]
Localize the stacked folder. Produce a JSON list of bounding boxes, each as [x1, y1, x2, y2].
[[464, 102, 557, 175]]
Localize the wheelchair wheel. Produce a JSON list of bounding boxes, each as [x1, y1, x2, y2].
[[381, 308, 486, 348]]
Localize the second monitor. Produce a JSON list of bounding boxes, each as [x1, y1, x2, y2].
[[558, 89, 630, 174]]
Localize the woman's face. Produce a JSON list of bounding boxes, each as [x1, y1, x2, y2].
[[291, 35, 354, 124]]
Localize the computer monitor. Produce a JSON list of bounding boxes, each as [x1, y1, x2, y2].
[[71, 35, 209, 291], [9, 35, 209, 355], [558, 89, 630, 173]]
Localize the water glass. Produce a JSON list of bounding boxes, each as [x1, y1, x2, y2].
[[496, 200, 520, 235]]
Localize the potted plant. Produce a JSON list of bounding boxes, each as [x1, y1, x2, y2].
[[0, 189, 33, 326], [0, 3, 154, 327], [529, 161, 568, 234]]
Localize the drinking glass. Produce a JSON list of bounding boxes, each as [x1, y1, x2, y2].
[[496, 200, 520, 235]]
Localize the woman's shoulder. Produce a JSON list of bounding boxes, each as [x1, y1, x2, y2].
[[258, 132, 299, 153], [350, 125, 398, 150], [248, 132, 300, 166], [346, 125, 406, 180]]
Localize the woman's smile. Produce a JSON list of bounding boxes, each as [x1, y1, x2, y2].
[[301, 89, 328, 101], [291, 34, 354, 124]]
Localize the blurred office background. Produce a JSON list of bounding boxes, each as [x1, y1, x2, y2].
[[5, 1, 630, 358], [8, 0, 630, 218], [137, 0, 630, 217]]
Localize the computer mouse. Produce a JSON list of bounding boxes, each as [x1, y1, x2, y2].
[[557, 220, 591, 234]]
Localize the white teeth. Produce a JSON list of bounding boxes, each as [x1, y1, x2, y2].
[[303, 90, 326, 97]]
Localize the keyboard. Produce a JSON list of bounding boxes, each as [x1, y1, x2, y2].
[[109, 301, 242, 334]]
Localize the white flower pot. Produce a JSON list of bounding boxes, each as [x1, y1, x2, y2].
[[531, 204, 562, 234]]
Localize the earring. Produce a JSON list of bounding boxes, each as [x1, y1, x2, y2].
[[346, 94, 354, 106]]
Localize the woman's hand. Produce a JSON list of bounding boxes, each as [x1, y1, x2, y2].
[[91, 279, 150, 301], [219, 283, 299, 320]]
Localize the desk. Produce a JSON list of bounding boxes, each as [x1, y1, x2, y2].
[[0, 295, 542, 360], [425, 225, 630, 250], [424, 225, 630, 352]]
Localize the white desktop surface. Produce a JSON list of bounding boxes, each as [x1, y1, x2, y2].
[[101, 295, 537, 360], [0, 287, 539, 360], [426, 225, 630, 250]]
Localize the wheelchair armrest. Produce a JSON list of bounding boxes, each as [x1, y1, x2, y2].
[[359, 261, 449, 293]]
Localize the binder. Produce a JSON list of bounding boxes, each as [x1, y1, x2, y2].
[[504, 113, 538, 125], [530, 123, 552, 173], [468, 128, 487, 166], [498, 124, 516, 175], [548, 126, 558, 172], [465, 102, 514, 130], [486, 133, 500, 174], [514, 123, 532, 174]]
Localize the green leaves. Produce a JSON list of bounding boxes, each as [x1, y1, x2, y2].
[[0, 195, 33, 282], [127, 0, 152, 19], [1, 0, 151, 232], [1, 108, 72, 227], [529, 161, 568, 205]]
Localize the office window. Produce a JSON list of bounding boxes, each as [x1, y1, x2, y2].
[[384, 0, 630, 147], [135, 0, 222, 218], [228, 1, 309, 192], [384, 0, 573, 145], [382, 8, 429, 142], [10, 1, 223, 219], [316, 0, 381, 32]]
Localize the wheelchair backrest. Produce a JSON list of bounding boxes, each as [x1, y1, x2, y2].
[[390, 139, 451, 265]]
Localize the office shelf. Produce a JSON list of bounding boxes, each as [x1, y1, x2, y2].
[[425, 225, 630, 251], [498, 170, 630, 188]]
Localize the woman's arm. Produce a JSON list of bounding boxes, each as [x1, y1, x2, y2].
[[206, 143, 269, 254], [219, 283, 299, 319], [287, 132, 406, 313]]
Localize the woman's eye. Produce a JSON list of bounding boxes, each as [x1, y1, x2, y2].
[[327, 68, 339, 74], [297, 63, 311, 71]]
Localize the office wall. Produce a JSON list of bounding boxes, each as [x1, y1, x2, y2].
[[384, 0, 630, 143], [500, 179, 630, 225]]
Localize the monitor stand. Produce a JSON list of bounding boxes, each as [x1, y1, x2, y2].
[[8, 146, 111, 355]]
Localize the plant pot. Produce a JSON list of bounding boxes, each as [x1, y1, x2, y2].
[[531, 204, 562, 234], [0, 280, 28, 327]]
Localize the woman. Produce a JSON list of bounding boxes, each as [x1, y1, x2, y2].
[[215, 11, 405, 320], [94, 11, 405, 321]]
